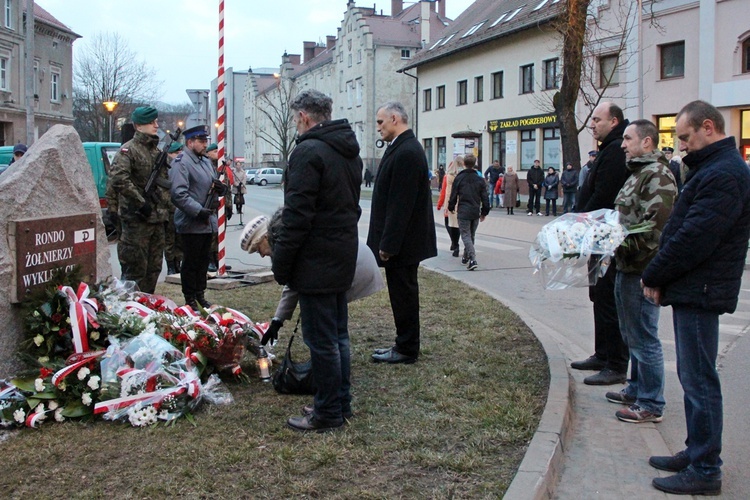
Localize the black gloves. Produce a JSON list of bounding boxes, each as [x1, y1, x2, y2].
[[226, 203, 233, 221], [136, 203, 152, 221], [260, 318, 283, 346], [196, 208, 212, 222], [211, 179, 228, 196]]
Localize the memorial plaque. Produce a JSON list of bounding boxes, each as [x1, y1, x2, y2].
[[8, 213, 98, 303]]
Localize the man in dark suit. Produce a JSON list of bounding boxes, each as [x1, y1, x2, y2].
[[368, 101, 437, 364], [572, 101, 631, 385]]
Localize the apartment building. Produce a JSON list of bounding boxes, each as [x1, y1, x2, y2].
[[244, 0, 451, 172], [0, 1, 77, 145]]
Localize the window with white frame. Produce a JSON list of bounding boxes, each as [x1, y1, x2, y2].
[[400, 48, 411, 59], [33, 60, 39, 95], [475, 76, 484, 102], [346, 80, 353, 108], [4, 0, 11, 29], [0, 54, 8, 90], [355, 78, 363, 106], [660, 41, 685, 79], [492, 71, 503, 99], [599, 54, 619, 87], [423, 88, 432, 111], [436, 85, 445, 109], [457, 79, 467, 106], [51, 68, 61, 101]]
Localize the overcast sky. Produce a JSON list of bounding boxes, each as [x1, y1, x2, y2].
[[35, 0, 475, 105]]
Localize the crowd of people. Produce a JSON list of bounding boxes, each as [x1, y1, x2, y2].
[[106, 93, 749, 496]]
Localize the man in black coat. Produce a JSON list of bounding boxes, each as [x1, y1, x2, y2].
[[643, 101, 750, 496], [368, 101, 437, 364], [273, 90, 362, 432], [526, 159, 544, 215], [571, 101, 631, 386]]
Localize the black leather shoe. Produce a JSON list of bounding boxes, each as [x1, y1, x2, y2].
[[649, 450, 691, 472], [452, 247, 459, 257], [302, 404, 353, 420], [287, 414, 343, 433], [184, 296, 199, 311], [652, 468, 721, 496], [371, 347, 417, 364], [571, 355, 606, 371], [583, 368, 626, 386], [195, 292, 212, 309]]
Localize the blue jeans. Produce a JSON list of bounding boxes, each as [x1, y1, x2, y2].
[[562, 192, 576, 213], [672, 306, 722, 479], [491, 193, 501, 207], [614, 272, 665, 414], [299, 292, 350, 423]]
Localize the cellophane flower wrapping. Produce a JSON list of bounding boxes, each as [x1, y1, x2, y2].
[[4, 276, 251, 428], [529, 209, 628, 290]]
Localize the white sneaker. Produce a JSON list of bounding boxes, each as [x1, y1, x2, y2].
[[527, 212, 532, 216], [537, 212, 542, 216]]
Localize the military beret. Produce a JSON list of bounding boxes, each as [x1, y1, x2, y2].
[[588, 150, 597, 157], [168, 141, 184, 154], [206, 143, 218, 152], [131, 106, 158, 125], [13, 143, 27, 154], [662, 147, 674, 153], [183, 125, 209, 140], [240, 216, 269, 254]]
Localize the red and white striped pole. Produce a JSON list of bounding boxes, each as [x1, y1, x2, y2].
[[216, 0, 228, 276]]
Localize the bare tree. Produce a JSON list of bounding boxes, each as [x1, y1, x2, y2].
[[550, 0, 643, 169], [73, 32, 163, 141], [255, 78, 297, 168]]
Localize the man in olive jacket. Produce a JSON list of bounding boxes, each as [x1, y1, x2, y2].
[[272, 90, 362, 433], [108, 106, 169, 294], [368, 101, 437, 364]]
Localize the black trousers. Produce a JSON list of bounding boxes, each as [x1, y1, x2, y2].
[[590, 261, 629, 373], [385, 264, 420, 357], [180, 233, 212, 299], [527, 187, 541, 213], [443, 217, 460, 248]]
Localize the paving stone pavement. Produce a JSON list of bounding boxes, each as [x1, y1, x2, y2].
[[152, 192, 748, 499]]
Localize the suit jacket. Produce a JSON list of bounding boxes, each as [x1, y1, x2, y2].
[[367, 129, 437, 267]]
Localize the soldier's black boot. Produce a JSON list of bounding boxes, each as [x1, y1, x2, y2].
[[184, 296, 199, 311], [196, 291, 212, 310], [167, 261, 177, 275]]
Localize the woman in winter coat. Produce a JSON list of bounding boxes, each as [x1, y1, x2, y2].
[[436, 156, 463, 256], [543, 167, 560, 216], [502, 166, 519, 215]]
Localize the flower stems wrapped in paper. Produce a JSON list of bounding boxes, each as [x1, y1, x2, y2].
[[528, 209, 654, 290]]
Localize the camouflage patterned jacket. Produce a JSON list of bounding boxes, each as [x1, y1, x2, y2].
[[108, 131, 170, 223], [614, 150, 677, 274]]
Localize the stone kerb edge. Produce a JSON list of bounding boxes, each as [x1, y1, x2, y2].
[[427, 268, 573, 500]]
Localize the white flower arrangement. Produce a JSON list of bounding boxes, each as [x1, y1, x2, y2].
[[77, 367, 91, 381], [34, 378, 45, 392], [13, 409, 25, 423], [87, 376, 101, 391], [127, 403, 158, 427], [81, 392, 92, 406]]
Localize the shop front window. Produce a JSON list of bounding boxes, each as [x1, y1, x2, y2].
[[437, 137, 447, 168], [657, 115, 678, 151], [543, 128, 561, 169], [520, 130, 536, 170], [492, 132, 506, 169]]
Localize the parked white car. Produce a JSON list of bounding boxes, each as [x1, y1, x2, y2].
[[253, 167, 284, 186]]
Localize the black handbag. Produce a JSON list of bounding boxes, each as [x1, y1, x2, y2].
[[516, 193, 521, 208], [272, 322, 316, 395]]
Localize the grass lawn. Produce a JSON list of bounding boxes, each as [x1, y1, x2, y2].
[[0, 268, 548, 498]]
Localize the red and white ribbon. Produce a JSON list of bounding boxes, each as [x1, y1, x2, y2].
[[51, 351, 105, 387], [58, 285, 90, 354]]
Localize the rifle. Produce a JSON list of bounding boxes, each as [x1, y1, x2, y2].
[[144, 127, 181, 203], [203, 157, 230, 209]]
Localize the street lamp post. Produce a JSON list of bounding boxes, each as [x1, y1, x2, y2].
[[103, 100, 119, 142]]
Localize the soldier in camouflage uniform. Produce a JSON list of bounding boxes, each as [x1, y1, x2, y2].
[[108, 106, 170, 294], [605, 119, 677, 424], [165, 141, 184, 275]]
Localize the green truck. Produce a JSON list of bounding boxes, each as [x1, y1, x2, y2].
[[0, 142, 121, 238]]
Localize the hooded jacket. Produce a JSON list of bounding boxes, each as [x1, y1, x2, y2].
[[448, 167, 490, 220], [614, 150, 677, 274], [642, 137, 750, 313], [272, 119, 362, 294]]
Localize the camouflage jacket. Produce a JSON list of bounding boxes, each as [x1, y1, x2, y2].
[[614, 150, 677, 274], [108, 131, 170, 223]]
